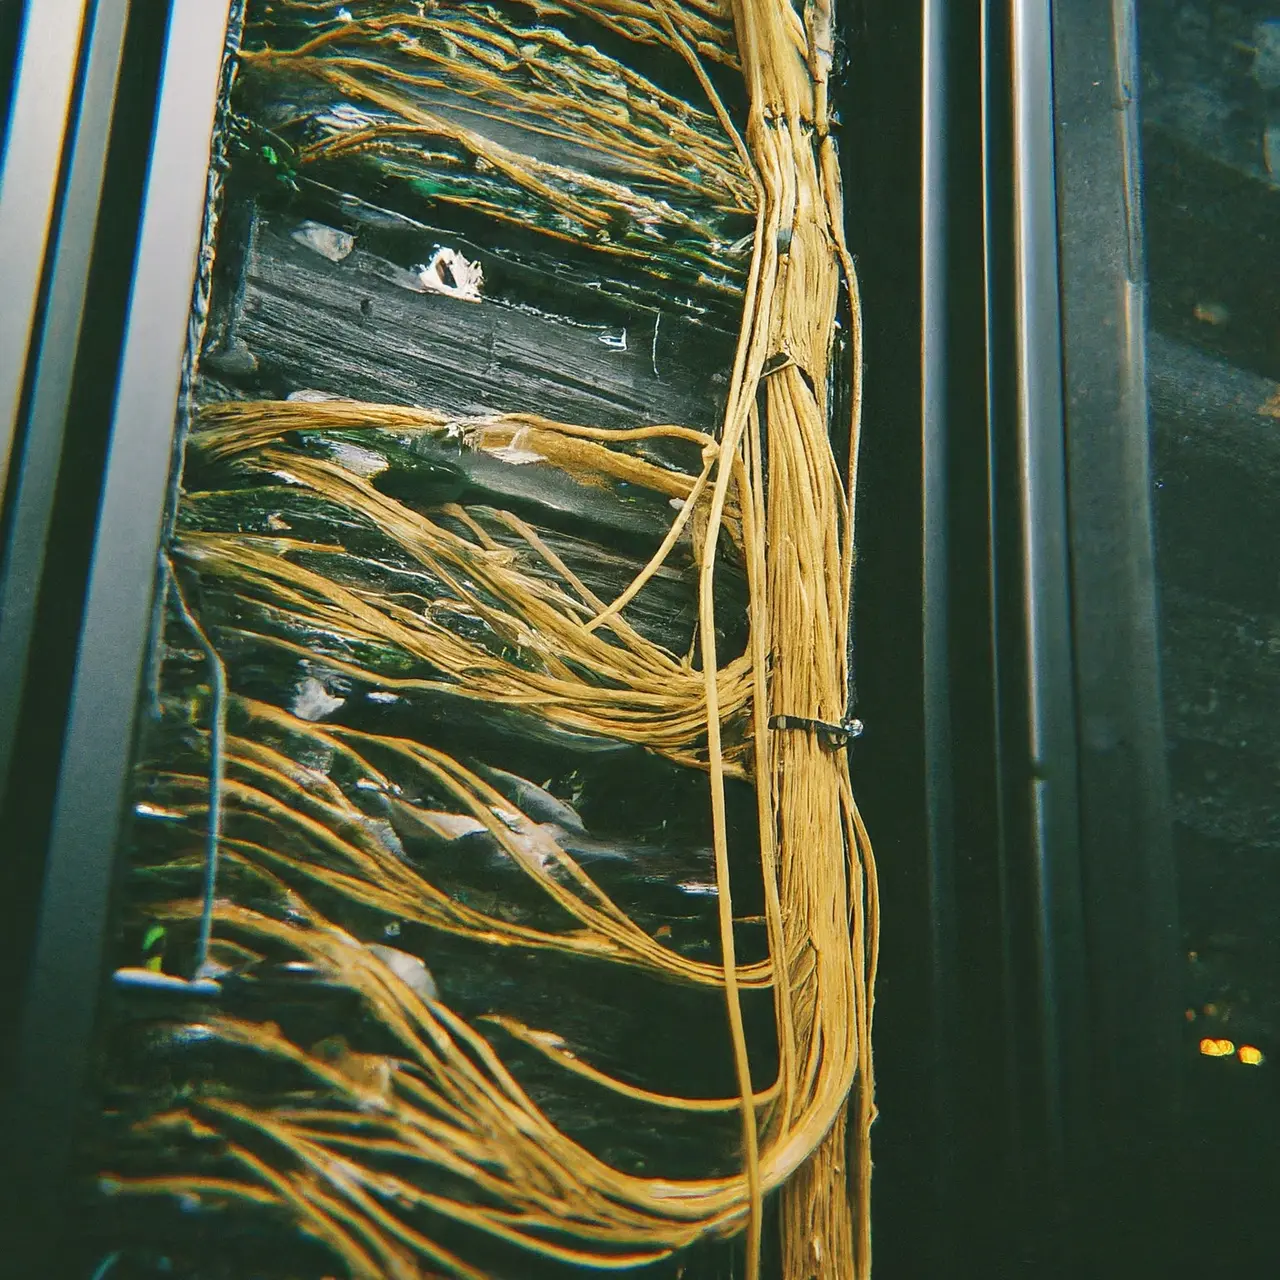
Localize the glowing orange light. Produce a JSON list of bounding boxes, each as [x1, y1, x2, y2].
[[1238, 1045, 1265, 1066], [1199, 1038, 1235, 1058]]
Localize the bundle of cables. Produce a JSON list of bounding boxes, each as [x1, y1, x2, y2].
[[97, 1, 877, 1277]]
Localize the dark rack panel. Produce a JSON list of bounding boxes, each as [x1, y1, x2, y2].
[[0, 2, 1236, 1277], [1138, 1, 1280, 1273]]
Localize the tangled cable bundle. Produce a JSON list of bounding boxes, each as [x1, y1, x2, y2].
[[100, 0, 877, 1277]]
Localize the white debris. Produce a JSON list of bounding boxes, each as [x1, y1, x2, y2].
[[415, 247, 483, 303], [486, 443, 545, 465], [291, 220, 355, 263], [292, 676, 345, 722], [325, 440, 389, 478], [135, 802, 186, 821], [486, 766, 586, 831], [111, 968, 221, 995], [417, 810, 488, 840], [368, 944, 439, 1002], [677, 880, 719, 896], [320, 103, 382, 132], [489, 811, 570, 873], [286, 388, 347, 403], [483, 426, 544, 465]]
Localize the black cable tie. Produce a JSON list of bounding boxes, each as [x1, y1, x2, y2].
[[767, 713, 864, 749]]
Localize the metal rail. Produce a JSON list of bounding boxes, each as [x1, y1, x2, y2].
[[0, 4, 233, 1273]]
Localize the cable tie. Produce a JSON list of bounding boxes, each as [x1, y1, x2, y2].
[[767, 713, 864, 749]]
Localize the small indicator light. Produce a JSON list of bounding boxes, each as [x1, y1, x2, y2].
[[1238, 1045, 1265, 1066], [1199, 1038, 1235, 1058]]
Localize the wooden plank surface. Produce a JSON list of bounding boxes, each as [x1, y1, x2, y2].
[[210, 214, 735, 433]]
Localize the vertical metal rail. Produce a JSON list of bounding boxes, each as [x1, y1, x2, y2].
[[0, 0, 132, 837], [981, 3, 1177, 1273], [920, 2, 958, 1260], [1007, 0, 1090, 1195], [924, 6, 1028, 1273], [980, 0, 1027, 1220], [0, 0, 92, 505], [0, 0, 169, 1092], [979, 2, 1095, 1270], [1049, 0, 1179, 1269], [872, 1, 1174, 1271], [0, 3, 34, 154], [0, 4, 232, 1274], [1009, 4, 1089, 1168]]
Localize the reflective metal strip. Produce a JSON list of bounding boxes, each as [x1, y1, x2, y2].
[[0, 0, 91, 503]]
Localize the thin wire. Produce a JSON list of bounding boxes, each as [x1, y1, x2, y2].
[[165, 557, 228, 980], [88, 1252, 121, 1280]]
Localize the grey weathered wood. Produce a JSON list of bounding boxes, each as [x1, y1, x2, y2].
[[221, 217, 734, 433]]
